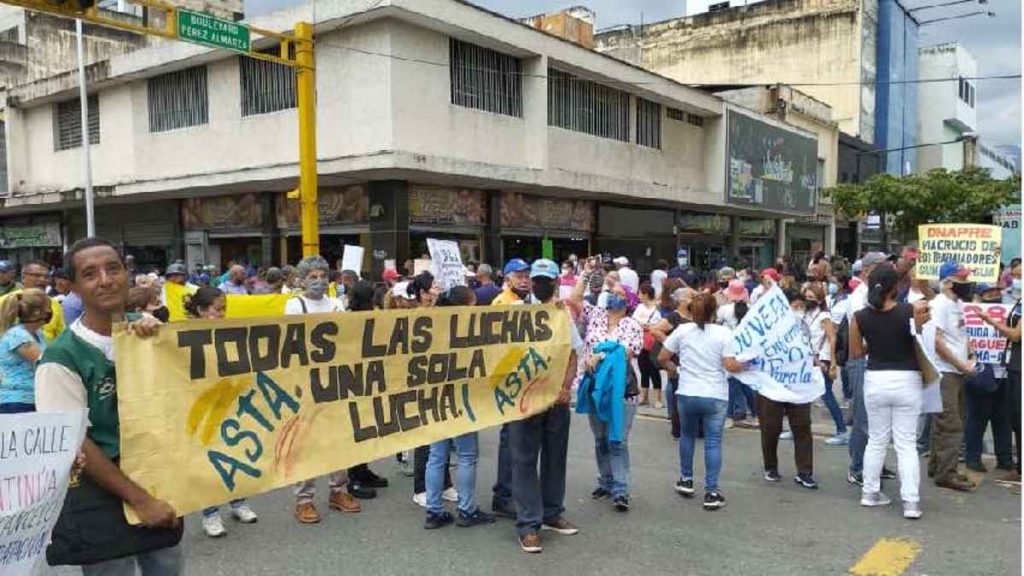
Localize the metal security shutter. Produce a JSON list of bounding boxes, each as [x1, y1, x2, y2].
[[66, 201, 176, 247]]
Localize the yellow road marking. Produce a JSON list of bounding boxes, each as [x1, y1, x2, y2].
[[849, 538, 922, 576]]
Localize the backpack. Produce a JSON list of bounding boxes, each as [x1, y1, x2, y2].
[[834, 315, 850, 367]]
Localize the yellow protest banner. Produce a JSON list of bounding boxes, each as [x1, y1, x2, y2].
[[114, 305, 572, 522], [164, 281, 294, 322], [917, 224, 1002, 283]]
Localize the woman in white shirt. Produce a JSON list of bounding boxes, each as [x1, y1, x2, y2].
[[632, 282, 663, 408], [658, 293, 745, 510], [802, 282, 847, 446]]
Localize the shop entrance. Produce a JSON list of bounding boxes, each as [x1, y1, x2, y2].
[[502, 236, 589, 265]]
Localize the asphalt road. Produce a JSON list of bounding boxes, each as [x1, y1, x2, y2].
[[45, 411, 1020, 576]]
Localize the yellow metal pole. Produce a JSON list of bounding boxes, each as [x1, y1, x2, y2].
[[295, 21, 319, 257]]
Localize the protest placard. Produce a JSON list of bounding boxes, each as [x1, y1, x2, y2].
[[994, 205, 1021, 263], [165, 282, 293, 322], [341, 245, 364, 276], [426, 238, 467, 291], [413, 259, 433, 276], [962, 302, 1010, 364], [0, 410, 87, 575], [115, 305, 572, 522], [730, 284, 824, 404], [917, 224, 1002, 283]]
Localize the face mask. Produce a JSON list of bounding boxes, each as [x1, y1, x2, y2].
[[151, 306, 170, 323], [1013, 279, 1022, 299], [606, 294, 628, 312], [951, 282, 974, 301], [792, 309, 805, 322], [677, 257, 687, 268], [828, 283, 838, 296], [806, 300, 819, 311], [981, 295, 1003, 304], [718, 281, 729, 289], [306, 279, 328, 298]]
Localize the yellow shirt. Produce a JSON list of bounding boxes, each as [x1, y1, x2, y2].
[[0, 289, 66, 343], [491, 288, 523, 306]]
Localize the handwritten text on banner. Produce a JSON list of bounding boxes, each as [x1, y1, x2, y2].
[[962, 302, 1010, 364], [115, 306, 572, 522]]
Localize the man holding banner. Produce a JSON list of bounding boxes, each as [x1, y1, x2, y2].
[[35, 238, 183, 575]]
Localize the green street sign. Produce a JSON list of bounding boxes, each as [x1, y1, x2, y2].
[[177, 8, 250, 54]]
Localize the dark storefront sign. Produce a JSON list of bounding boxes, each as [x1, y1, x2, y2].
[[727, 109, 818, 214], [183, 193, 263, 231], [409, 185, 486, 226], [500, 192, 594, 233], [0, 222, 61, 249], [737, 218, 776, 238], [276, 185, 369, 229], [678, 211, 731, 235]]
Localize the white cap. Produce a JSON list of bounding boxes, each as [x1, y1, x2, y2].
[[391, 281, 413, 300], [613, 256, 629, 266]]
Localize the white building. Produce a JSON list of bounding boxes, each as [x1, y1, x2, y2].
[[0, 0, 826, 275], [916, 42, 976, 173]]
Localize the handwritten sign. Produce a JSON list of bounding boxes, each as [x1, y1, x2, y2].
[[427, 239, 467, 292], [917, 224, 1002, 283], [962, 302, 1010, 364], [731, 284, 824, 404], [341, 245, 364, 276], [115, 306, 572, 522], [0, 410, 87, 576]]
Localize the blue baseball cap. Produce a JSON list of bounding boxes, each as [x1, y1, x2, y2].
[[974, 282, 999, 294], [503, 258, 529, 275], [0, 260, 13, 273], [530, 259, 559, 279], [939, 261, 970, 281]]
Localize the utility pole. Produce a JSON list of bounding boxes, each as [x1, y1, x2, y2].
[[75, 18, 95, 237], [295, 22, 319, 258]]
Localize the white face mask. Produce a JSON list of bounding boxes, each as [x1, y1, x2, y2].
[[1012, 278, 1022, 300], [792, 309, 806, 322]]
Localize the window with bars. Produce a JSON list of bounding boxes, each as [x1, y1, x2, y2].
[[635, 97, 661, 149], [547, 68, 629, 142], [240, 52, 296, 116], [687, 114, 704, 127], [0, 120, 7, 196], [53, 95, 100, 151], [666, 106, 685, 122], [148, 66, 209, 133], [449, 38, 523, 117]]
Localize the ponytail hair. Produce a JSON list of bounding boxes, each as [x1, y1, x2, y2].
[[689, 292, 718, 329], [0, 289, 51, 333], [183, 286, 224, 319], [867, 264, 899, 310], [734, 300, 749, 323]]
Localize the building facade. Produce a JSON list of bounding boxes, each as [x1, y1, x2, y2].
[[1, 0, 824, 277], [916, 42, 976, 173]]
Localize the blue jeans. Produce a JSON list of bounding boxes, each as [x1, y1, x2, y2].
[[509, 404, 571, 536], [81, 544, 183, 576], [203, 499, 246, 517], [841, 365, 853, 401], [727, 378, 747, 418], [678, 395, 728, 492], [847, 357, 868, 474], [821, 362, 847, 435], [427, 432, 479, 516], [587, 403, 638, 498]]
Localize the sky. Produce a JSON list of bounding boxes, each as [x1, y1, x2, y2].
[[247, 0, 1022, 149]]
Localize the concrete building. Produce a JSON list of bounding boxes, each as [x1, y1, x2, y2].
[[917, 42, 976, 173], [0, 0, 827, 276], [593, 0, 919, 175]]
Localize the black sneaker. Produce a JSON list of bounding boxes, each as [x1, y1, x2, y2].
[[613, 495, 630, 511], [354, 468, 389, 488], [456, 509, 495, 528], [349, 483, 377, 499], [794, 474, 819, 490], [703, 491, 726, 510], [591, 487, 611, 500], [763, 469, 781, 482], [880, 467, 898, 480], [491, 500, 516, 519], [675, 478, 695, 497], [847, 471, 864, 486], [424, 510, 454, 529]]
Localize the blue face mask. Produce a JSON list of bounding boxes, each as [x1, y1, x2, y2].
[[606, 294, 628, 311], [828, 283, 838, 296]]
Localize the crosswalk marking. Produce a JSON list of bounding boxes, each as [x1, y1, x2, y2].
[[849, 537, 922, 576]]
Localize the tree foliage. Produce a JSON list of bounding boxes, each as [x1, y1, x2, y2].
[[825, 168, 1020, 236]]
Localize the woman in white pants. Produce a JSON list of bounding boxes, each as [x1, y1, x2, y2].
[[849, 264, 931, 519]]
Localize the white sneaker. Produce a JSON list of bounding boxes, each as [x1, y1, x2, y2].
[[399, 451, 414, 477], [442, 487, 459, 502], [779, 430, 793, 440], [202, 513, 227, 538], [412, 492, 428, 508], [231, 503, 258, 524], [902, 501, 923, 519], [860, 491, 893, 507]]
